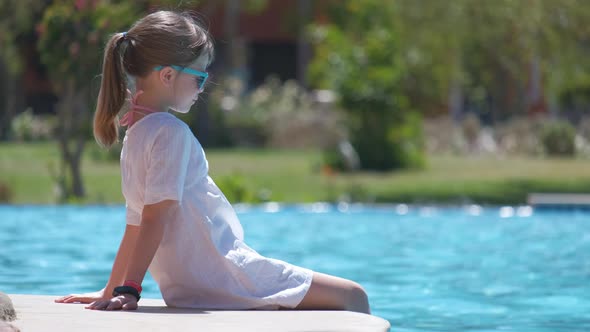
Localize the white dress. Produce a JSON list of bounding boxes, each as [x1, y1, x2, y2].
[[120, 112, 314, 310]]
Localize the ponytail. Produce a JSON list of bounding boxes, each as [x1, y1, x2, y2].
[[93, 32, 127, 149]]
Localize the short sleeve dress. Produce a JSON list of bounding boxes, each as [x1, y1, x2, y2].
[[120, 112, 314, 310]]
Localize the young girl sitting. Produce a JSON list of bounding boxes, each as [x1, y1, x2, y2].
[[54, 10, 370, 314]]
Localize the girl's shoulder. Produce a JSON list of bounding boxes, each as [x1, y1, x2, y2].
[[126, 112, 193, 152], [145, 111, 187, 128], [131, 112, 189, 137], [154, 112, 190, 132]]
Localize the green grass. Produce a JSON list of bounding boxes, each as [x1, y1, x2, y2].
[[1, 140, 589, 205], [0, 141, 124, 204]]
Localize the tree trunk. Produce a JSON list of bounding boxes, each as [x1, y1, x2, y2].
[[0, 59, 24, 140], [296, 0, 312, 89], [56, 79, 87, 200]]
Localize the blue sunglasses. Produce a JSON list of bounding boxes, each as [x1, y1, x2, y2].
[[153, 65, 209, 90]]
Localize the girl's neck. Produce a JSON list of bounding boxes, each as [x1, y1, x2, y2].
[[132, 85, 169, 113], [120, 86, 170, 128]]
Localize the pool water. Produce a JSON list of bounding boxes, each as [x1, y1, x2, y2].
[[1, 204, 589, 331]]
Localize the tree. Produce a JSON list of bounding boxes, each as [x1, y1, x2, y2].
[[36, 0, 140, 200], [308, 1, 590, 170], [308, 0, 424, 171], [388, 0, 590, 122]]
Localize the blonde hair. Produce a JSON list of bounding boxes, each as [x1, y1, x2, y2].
[[93, 10, 214, 148]]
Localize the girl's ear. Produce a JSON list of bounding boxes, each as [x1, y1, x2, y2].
[[158, 67, 177, 88]]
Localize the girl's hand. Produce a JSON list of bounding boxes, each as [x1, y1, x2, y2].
[[54, 287, 109, 304], [85, 293, 138, 311]]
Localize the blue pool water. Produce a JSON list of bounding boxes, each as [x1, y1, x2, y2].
[[1, 203, 589, 331]]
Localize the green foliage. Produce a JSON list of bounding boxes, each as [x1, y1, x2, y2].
[[0, 0, 48, 75], [214, 173, 271, 203], [241, 0, 269, 13], [308, 0, 425, 171], [36, 0, 140, 92], [321, 147, 347, 172], [392, 0, 590, 117], [558, 76, 590, 112], [541, 121, 577, 157], [309, 0, 590, 122]]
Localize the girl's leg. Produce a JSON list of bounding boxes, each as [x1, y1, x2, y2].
[[284, 271, 371, 314]]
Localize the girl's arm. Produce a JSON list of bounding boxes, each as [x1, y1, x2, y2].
[[84, 200, 177, 310], [122, 199, 178, 285], [104, 223, 141, 296]]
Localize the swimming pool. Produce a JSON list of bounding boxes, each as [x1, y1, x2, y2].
[[1, 203, 589, 331]]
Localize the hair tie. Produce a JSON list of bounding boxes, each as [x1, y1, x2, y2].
[[122, 31, 128, 39]]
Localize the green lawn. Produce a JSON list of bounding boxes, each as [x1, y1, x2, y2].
[[1, 141, 589, 205]]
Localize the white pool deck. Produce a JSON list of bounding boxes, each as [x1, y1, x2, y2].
[[6, 294, 391, 332]]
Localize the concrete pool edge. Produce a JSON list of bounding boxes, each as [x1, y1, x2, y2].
[[7, 294, 391, 332]]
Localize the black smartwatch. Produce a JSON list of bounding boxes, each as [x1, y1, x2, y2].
[[112, 285, 141, 302]]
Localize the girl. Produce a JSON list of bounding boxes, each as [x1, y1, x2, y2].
[[54, 10, 370, 314]]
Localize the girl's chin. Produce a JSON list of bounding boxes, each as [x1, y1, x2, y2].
[[170, 106, 191, 114]]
